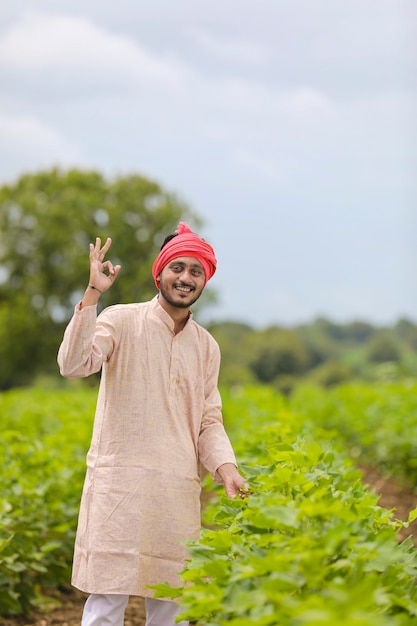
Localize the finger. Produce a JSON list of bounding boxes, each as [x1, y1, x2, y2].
[[100, 237, 112, 258], [239, 483, 251, 498], [112, 264, 122, 279], [227, 482, 241, 499], [102, 260, 117, 275], [89, 238, 102, 260]]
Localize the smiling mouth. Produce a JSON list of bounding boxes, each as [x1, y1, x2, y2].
[[175, 284, 194, 293]]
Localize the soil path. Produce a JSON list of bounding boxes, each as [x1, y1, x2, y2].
[[2, 469, 417, 626], [359, 466, 417, 542]]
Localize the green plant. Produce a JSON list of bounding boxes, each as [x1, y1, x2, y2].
[[0, 386, 95, 615], [291, 382, 417, 484], [154, 387, 417, 624]]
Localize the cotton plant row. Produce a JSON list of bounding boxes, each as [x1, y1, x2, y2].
[[155, 387, 417, 625], [0, 387, 95, 615], [1, 384, 417, 621], [290, 381, 417, 485]]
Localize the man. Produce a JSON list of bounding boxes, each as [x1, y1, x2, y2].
[[58, 222, 249, 626]]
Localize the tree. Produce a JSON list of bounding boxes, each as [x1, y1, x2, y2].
[[366, 333, 401, 364], [394, 317, 417, 340], [0, 168, 201, 388], [306, 317, 376, 343], [393, 318, 417, 351], [309, 360, 354, 387], [249, 328, 309, 384], [343, 321, 376, 343], [207, 321, 256, 387]]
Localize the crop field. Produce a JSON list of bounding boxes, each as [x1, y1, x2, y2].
[[1, 382, 417, 624], [0, 386, 96, 616]]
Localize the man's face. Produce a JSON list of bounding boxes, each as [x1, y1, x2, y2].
[[158, 256, 206, 309]]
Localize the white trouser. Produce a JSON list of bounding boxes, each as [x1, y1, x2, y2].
[[81, 593, 189, 626]]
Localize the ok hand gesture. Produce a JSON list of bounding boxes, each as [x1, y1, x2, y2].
[[82, 237, 121, 307]]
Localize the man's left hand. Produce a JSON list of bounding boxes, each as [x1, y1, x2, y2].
[[216, 463, 251, 499]]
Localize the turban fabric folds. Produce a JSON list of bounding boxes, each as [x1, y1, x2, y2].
[[152, 222, 217, 288]]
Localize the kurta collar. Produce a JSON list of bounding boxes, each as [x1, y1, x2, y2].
[[151, 295, 193, 332]]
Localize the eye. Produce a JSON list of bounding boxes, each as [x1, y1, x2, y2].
[[191, 268, 203, 276]]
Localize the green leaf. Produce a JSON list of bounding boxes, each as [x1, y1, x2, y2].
[[148, 583, 184, 599]]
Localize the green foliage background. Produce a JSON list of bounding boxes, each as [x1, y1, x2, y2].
[[208, 317, 417, 393], [0, 168, 416, 393], [0, 168, 197, 389], [2, 382, 417, 619], [158, 385, 417, 625], [0, 386, 95, 615]]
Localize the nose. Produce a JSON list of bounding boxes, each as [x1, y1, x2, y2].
[[179, 268, 194, 283]]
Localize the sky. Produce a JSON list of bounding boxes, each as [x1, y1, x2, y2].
[[0, 1, 416, 328]]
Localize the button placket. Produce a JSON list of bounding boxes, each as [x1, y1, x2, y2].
[[170, 336, 179, 387]]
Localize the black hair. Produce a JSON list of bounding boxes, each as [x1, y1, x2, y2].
[[160, 231, 207, 251], [160, 233, 178, 251]]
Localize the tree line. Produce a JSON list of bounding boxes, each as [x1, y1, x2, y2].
[[207, 316, 417, 393], [0, 168, 415, 391]]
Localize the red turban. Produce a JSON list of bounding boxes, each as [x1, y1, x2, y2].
[[152, 222, 217, 288]]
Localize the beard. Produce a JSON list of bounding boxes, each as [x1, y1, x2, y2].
[[159, 280, 204, 309]]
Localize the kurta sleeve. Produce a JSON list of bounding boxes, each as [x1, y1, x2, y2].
[[57, 304, 117, 379], [197, 341, 237, 479]]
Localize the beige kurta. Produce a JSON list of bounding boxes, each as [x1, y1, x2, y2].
[[57, 296, 236, 597]]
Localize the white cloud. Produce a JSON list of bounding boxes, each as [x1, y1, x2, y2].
[[280, 88, 334, 115], [188, 29, 268, 65], [0, 111, 84, 180], [0, 10, 190, 84], [200, 78, 332, 117], [0, 1, 414, 325]]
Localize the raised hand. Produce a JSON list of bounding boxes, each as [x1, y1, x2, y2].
[[81, 237, 121, 308], [88, 237, 121, 294]]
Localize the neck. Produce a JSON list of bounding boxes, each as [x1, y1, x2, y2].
[[157, 295, 191, 334]]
